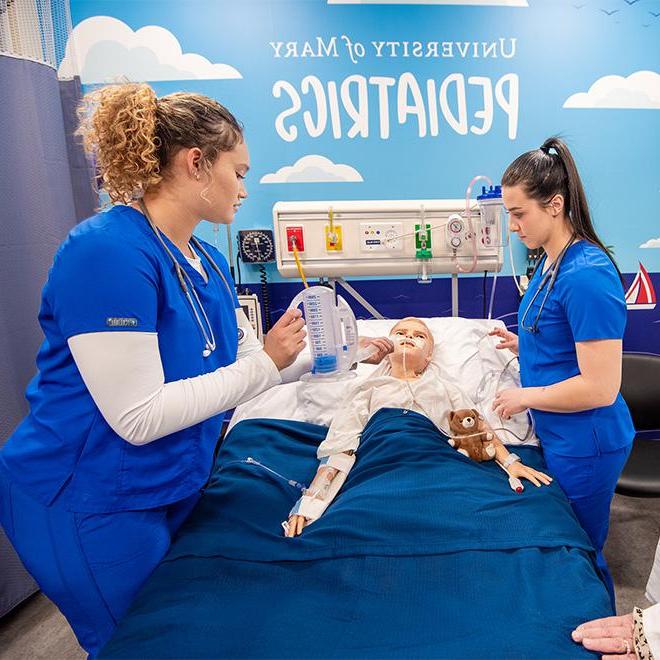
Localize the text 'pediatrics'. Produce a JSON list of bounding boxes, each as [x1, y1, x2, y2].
[[269, 36, 519, 142]]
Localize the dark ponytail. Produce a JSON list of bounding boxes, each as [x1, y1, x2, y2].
[[502, 136, 623, 282]]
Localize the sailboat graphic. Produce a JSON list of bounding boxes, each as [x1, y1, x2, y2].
[[625, 263, 657, 310]]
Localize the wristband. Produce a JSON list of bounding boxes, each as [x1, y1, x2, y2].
[[502, 453, 521, 469]]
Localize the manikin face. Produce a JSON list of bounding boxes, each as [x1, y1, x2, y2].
[[502, 184, 562, 250], [388, 318, 434, 375]]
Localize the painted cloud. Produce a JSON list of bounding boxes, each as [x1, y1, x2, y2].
[[260, 155, 364, 184], [563, 71, 660, 109], [58, 16, 241, 83], [327, 0, 528, 5], [640, 238, 660, 248]]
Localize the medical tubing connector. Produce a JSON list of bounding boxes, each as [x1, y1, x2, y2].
[[244, 457, 308, 492], [457, 175, 492, 273]]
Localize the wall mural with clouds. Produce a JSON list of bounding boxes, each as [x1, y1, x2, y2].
[[65, 0, 659, 351]]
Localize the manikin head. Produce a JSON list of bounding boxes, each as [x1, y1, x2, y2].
[[387, 317, 434, 377]]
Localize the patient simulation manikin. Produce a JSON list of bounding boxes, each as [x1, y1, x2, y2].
[[284, 318, 552, 537]]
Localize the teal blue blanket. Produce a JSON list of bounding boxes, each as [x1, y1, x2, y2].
[[101, 409, 610, 658]]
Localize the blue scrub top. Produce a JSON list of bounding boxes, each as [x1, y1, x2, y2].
[[0, 205, 240, 512], [518, 240, 634, 457]]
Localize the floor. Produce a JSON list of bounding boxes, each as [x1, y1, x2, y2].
[[1, 493, 659, 659]]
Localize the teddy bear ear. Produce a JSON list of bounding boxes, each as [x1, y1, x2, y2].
[[471, 408, 480, 419], [449, 411, 455, 422]]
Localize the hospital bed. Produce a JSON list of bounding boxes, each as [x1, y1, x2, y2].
[[100, 318, 610, 659]]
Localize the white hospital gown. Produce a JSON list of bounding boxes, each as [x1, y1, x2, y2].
[[318, 368, 475, 458], [289, 368, 477, 523]]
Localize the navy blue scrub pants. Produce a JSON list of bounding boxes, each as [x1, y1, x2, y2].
[[0, 468, 200, 657], [542, 444, 632, 611]]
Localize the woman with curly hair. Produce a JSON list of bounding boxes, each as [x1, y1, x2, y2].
[[0, 83, 315, 654]]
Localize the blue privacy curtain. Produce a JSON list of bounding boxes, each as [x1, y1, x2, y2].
[[0, 52, 96, 616]]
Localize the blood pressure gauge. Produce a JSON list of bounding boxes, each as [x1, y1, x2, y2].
[[237, 230, 275, 263]]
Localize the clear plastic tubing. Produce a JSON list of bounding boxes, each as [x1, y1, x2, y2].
[[457, 174, 492, 273]]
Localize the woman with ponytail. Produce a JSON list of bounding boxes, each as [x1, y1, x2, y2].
[[489, 137, 634, 609], [0, 83, 319, 654]]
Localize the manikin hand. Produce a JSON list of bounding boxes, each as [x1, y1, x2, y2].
[[284, 465, 339, 538], [507, 461, 553, 488], [358, 336, 394, 364], [284, 514, 308, 538]]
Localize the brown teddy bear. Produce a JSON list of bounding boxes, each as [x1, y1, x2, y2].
[[447, 409, 497, 462]]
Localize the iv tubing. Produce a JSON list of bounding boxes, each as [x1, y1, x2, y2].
[[487, 269, 498, 320], [508, 228, 524, 296], [385, 222, 446, 245], [457, 175, 492, 273]]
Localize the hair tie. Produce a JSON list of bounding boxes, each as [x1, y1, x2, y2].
[[540, 144, 550, 155]]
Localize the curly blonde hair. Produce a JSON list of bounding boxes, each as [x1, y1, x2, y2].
[[76, 83, 243, 205]]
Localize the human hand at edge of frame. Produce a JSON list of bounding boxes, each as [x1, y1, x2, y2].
[[358, 336, 394, 364], [488, 327, 519, 356], [571, 613, 635, 660], [284, 514, 309, 538], [492, 387, 527, 420], [507, 462, 553, 488]]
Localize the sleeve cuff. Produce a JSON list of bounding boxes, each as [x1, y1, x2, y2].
[[320, 453, 356, 474], [644, 603, 660, 658], [252, 350, 282, 387], [574, 334, 623, 342]]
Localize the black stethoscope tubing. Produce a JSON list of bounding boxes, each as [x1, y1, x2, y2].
[[520, 234, 576, 334]]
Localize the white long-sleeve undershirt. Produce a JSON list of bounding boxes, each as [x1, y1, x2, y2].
[[68, 309, 311, 446]]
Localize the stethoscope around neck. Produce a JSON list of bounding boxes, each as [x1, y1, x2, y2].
[[520, 234, 576, 335], [138, 198, 233, 358]]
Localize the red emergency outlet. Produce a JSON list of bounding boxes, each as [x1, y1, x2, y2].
[[286, 226, 305, 252]]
